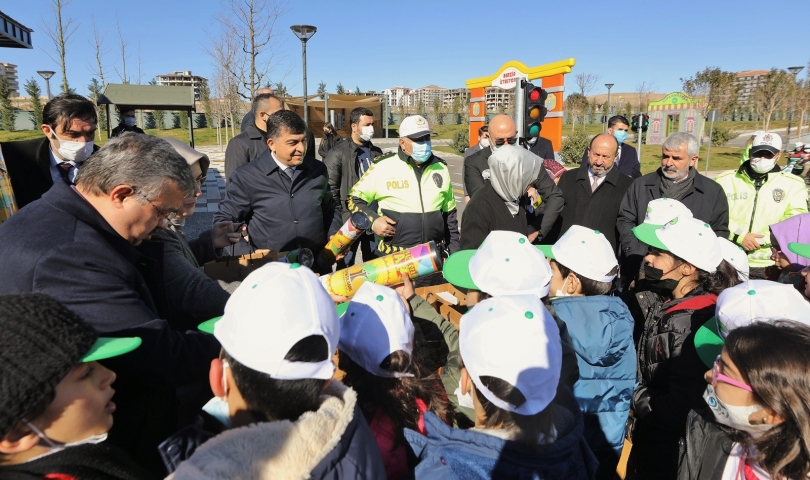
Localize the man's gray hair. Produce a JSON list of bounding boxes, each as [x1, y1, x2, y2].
[[662, 132, 699, 157], [75, 133, 196, 201]]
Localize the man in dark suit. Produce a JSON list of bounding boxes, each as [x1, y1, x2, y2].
[[551, 133, 634, 253], [525, 123, 555, 160], [225, 93, 283, 183], [462, 125, 489, 202], [464, 114, 564, 242], [215, 110, 341, 273], [1, 94, 98, 208], [580, 115, 642, 179], [0, 134, 220, 473]]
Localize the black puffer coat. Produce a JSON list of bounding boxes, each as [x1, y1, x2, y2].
[[627, 287, 718, 479]]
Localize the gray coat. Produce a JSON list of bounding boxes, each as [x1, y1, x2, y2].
[[146, 226, 238, 328]]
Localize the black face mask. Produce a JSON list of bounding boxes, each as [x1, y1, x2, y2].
[[643, 263, 682, 295]]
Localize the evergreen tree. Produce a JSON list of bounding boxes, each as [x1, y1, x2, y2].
[[0, 75, 15, 131], [87, 78, 107, 139], [178, 110, 189, 130], [200, 80, 213, 128], [336, 83, 345, 95], [152, 109, 165, 130], [24, 78, 44, 127], [317, 81, 327, 96]]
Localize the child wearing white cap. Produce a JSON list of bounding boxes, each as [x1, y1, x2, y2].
[[680, 321, 810, 480], [405, 295, 598, 479], [442, 230, 580, 390], [336, 281, 452, 480], [171, 263, 385, 479], [627, 215, 742, 478], [541, 226, 636, 480]]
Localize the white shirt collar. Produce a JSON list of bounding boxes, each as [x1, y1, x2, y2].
[[271, 152, 295, 172]]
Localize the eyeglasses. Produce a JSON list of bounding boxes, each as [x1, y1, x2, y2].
[[492, 136, 518, 146], [131, 186, 173, 220], [711, 355, 753, 392], [194, 173, 207, 185]]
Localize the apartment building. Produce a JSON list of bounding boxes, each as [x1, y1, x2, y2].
[[734, 70, 768, 106], [382, 86, 411, 106], [0, 62, 19, 97], [155, 70, 207, 101], [443, 88, 469, 109], [485, 86, 513, 112]]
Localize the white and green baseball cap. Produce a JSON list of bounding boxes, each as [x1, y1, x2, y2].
[[633, 216, 722, 273], [541, 226, 617, 283], [695, 280, 810, 366], [443, 231, 552, 297]]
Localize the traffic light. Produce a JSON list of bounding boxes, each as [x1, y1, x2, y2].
[[641, 114, 650, 131], [631, 114, 640, 132], [522, 82, 548, 138]]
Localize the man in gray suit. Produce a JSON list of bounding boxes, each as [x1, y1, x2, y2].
[[462, 125, 489, 202]]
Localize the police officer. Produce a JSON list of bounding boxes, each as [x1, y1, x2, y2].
[[348, 115, 460, 267]]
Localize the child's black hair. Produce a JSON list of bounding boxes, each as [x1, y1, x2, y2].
[[223, 335, 329, 422], [551, 259, 616, 296]]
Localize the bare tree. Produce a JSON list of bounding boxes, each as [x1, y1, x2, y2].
[[113, 14, 130, 84], [41, 0, 78, 94], [753, 69, 794, 130], [87, 15, 108, 86], [795, 77, 810, 138], [635, 80, 657, 113], [208, 0, 289, 101], [575, 72, 599, 97]]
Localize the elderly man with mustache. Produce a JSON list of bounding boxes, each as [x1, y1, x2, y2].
[[615, 132, 729, 288]]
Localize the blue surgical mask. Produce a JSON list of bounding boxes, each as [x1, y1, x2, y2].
[[613, 130, 628, 144], [411, 141, 432, 163]]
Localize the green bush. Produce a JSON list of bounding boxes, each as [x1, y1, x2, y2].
[[710, 126, 737, 146], [559, 129, 590, 164], [451, 130, 469, 155]]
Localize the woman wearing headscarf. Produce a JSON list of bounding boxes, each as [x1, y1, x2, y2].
[[145, 138, 243, 329], [459, 144, 542, 250]]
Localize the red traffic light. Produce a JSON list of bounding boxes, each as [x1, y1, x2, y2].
[[529, 88, 541, 102]]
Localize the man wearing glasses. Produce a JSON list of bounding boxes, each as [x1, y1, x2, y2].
[[0, 134, 220, 472], [715, 132, 808, 279], [463, 114, 563, 242]]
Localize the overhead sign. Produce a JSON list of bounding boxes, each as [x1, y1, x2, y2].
[[491, 67, 528, 89]]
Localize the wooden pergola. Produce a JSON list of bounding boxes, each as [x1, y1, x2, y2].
[[96, 84, 197, 146]]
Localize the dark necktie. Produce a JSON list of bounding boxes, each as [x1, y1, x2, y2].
[[58, 162, 73, 183], [285, 168, 295, 180]]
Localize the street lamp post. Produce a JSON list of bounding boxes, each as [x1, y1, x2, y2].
[[786, 66, 804, 148], [290, 25, 317, 128], [36, 70, 56, 99], [604, 83, 614, 132]]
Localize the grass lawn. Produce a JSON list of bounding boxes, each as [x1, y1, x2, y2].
[[433, 145, 460, 156], [0, 127, 230, 147]]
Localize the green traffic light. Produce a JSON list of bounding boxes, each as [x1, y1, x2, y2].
[[528, 123, 540, 137]]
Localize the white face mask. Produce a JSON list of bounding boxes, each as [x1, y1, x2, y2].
[[51, 132, 94, 163], [24, 419, 108, 455], [703, 385, 774, 439], [124, 117, 136, 127], [750, 157, 776, 174], [359, 125, 374, 142], [479, 138, 490, 148], [527, 137, 537, 145], [554, 277, 571, 297]]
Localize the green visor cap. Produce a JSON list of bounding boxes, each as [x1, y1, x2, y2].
[[82, 337, 142, 363], [198, 316, 222, 334], [788, 242, 810, 260], [537, 245, 554, 259], [335, 302, 350, 317], [694, 317, 724, 368], [443, 246, 549, 289], [632, 223, 668, 251]]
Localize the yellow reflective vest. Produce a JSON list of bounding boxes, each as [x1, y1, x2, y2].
[[715, 166, 808, 268], [348, 151, 458, 254]]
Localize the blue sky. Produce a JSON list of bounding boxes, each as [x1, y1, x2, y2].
[[5, 0, 808, 99]]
